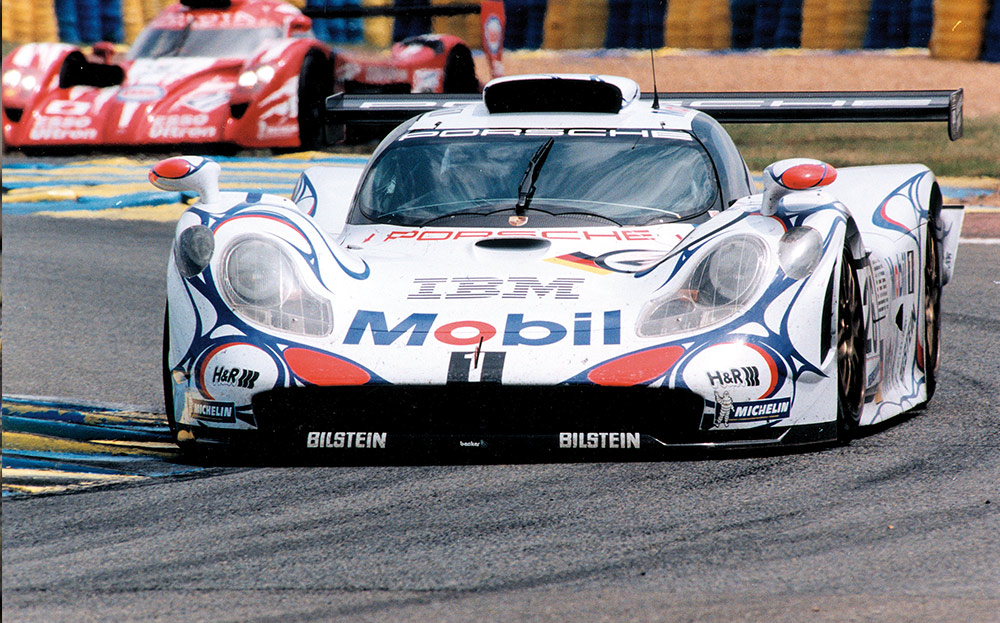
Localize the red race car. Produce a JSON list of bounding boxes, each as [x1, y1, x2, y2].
[[1, 0, 505, 152]]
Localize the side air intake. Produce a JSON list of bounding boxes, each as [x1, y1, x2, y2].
[[483, 76, 625, 114]]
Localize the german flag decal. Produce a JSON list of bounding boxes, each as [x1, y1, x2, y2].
[[545, 252, 613, 275]]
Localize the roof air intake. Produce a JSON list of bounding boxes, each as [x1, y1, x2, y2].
[[483, 76, 625, 114]]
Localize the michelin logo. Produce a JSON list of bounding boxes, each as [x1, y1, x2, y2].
[[714, 396, 791, 427], [188, 397, 235, 423]]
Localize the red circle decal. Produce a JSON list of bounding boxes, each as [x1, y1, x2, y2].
[[587, 346, 684, 386], [284, 348, 370, 386], [433, 321, 497, 346]]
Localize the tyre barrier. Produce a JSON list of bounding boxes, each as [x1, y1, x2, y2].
[[431, 0, 485, 49], [544, 0, 608, 50], [930, 0, 991, 60], [665, 0, 729, 50], [801, 0, 871, 50], [2, 0, 997, 61]]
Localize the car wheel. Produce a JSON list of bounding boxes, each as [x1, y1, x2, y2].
[[442, 44, 478, 93], [922, 216, 942, 402], [162, 303, 179, 443], [297, 51, 333, 150], [836, 248, 866, 442]]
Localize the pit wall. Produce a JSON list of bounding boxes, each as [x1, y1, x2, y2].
[[2, 0, 997, 62]]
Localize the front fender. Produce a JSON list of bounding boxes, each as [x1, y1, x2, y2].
[[826, 164, 936, 242], [2, 43, 79, 136], [225, 39, 330, 147]]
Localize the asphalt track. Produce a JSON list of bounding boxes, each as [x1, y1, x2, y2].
[[3, 172, 999, 621]]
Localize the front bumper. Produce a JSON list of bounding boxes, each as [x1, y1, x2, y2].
[[175, 383, 836, 453]]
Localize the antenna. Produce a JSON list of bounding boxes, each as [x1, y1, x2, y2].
[[644, 0, 660, 109]]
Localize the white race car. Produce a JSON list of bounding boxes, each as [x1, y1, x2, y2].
[[155, 73, 965, 455]]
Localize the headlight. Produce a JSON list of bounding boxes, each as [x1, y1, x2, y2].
[[778, 226, 823, 279], [238, 70, 258, 88], [220, 236, 333, 337], [237, 65, 275, 89], [637, 234, 770, 336], [174, 225, 215, 278], [3, 69, 23, 87]]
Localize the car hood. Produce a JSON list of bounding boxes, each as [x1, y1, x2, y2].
[[21, 57, 240, 144], [334, 223, 694, 316]]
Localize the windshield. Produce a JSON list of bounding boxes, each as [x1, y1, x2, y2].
[[128, 27, 282, 59], [353, 132, 720, 227]]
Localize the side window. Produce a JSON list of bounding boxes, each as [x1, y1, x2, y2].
[[692, 114, 754, 206]]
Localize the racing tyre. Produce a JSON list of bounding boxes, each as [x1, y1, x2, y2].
[[162, 304, 180, 444], [442, 45, 479, 93], [296, 51, 333, 151], [922, 214, 942, 402], [836, 248, 866, 442]]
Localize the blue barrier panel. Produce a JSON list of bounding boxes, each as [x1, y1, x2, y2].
[[76, 0, 103, 43], [605, 0, 665, 49], [908, 0, 933, 46], [642, 0, 667, 49], [865, 0, 911, 49], [605, 0, 632, 48], [101, 0, 124, 42], [774, 0, 802, 47], [730, 0, 756, 48], [393, 0, 432, 42], [886, 0, 911, 47], [55, 0, 83, 43], [505, 0, 547, 49], [345, 0, 363, 42], [865, 0, 887, 48], [983, 0, 1000, 61], [751, 0, 782, 48], [309, 0, 365, 44], [308, 0, 337, 42]]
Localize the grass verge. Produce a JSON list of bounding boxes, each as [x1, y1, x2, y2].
[[724, 117, 1000, 178]]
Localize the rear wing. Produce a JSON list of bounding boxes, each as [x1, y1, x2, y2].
[[325, 88, 964, 141], [301, 1, 505, 79], [650, 90, 964, 141]]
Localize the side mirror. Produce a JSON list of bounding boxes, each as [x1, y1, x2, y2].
[[92, 41, 117, 64], [149, 156, 222, 204], [761, 158, 837, 216], [288, 14, 312, 36]]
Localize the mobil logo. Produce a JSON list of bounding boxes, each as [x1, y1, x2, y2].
[[343, 309, 623, 347]]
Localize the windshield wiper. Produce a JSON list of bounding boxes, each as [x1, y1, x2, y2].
[[515, 138, 554, 216]]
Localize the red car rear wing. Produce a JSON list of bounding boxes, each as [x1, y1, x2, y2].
[[302, 3, 485, 18], [302, 0, 506, 80], [324, 88, 964, 141]]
